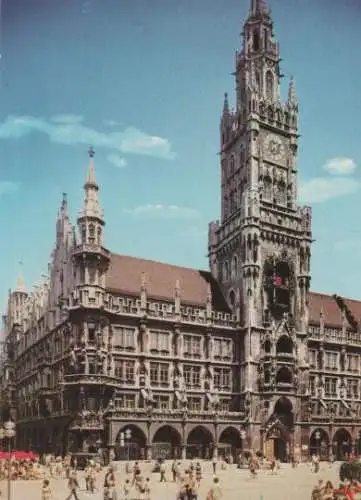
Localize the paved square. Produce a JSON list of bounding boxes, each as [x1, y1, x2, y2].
[[0, 461, 343, 500]]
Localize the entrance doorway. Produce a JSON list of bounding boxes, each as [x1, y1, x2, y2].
[[274, 438, 286, 461]]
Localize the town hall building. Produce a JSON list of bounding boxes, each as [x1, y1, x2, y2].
[[1, 0, 361, 462]]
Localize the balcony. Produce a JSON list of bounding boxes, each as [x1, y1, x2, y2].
[[72, 244, 111, 261]]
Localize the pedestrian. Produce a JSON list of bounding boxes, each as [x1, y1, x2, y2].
[[206, 477, 222, 500], [171, 459, 178, 482], [65, 471, 80, 500], [195, 462, 202, 486], [212, 455, 217, 474], [41, 479, 52, 500], [160, 460, 167, 482]]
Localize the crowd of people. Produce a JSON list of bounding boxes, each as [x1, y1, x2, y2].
[[311, 478, 361, 499]]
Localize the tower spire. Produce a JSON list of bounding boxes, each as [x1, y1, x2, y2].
[[288, 76, 298, 108], [14, 260, 26, 293], [223, 92, 229, 115], [81, 146, 102, 219], [250, 0, 269, 16]]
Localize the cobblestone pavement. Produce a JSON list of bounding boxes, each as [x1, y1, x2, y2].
[[0, 461, 343, 500]]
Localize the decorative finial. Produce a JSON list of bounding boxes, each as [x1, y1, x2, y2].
[[288, 76, 298, 107], [15, 260, 26, 293], [88, 146, 95, 158], [141, 272, 148, 291], [175, 279, 181, 297]]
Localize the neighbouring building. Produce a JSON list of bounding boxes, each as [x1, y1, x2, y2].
[[1, 0, 361, 462]]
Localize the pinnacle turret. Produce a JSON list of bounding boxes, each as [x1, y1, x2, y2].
[[288, 76, 298, 109], [222, 92, 230, 115], [80, 147, 103, 220], [250, 0, 269, 17]]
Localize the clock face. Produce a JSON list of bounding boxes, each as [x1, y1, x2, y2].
[[264, 134, 285, 162]]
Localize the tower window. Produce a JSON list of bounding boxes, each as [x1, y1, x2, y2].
[[253, 31, 260, 51], [97, 226, 102, 245], [88, 224, 95, 244], [229, 290, 236, 307], [266, 71, 274, 101]]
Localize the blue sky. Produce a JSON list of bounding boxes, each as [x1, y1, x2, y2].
[[1, 0, 361, 312]]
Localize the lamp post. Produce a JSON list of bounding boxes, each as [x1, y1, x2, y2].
[[0, 421, 16, 500], [315, 431, 321, 457], [240, 430, 246, 454], [125, 428, 132, 461]]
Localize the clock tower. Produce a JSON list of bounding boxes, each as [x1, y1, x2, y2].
[[208, 0, 313, 457]]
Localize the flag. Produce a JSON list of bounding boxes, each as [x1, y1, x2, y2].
[[273, 275, 282, 287]]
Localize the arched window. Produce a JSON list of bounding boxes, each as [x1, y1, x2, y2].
[[266, 71, 274, 101], [88, 224, 95, 244], [277, 181, 287, 205], [263, 175, 272, 201], [276, 336, 293, 355], [231, 255, 238, 279], [229, 290, 236, 307], [253, 31, 260, 51], [276, 367, 293, 385], [97, 226, 102, 245]]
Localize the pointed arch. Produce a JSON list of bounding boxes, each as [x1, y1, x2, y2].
[[276, 367, 293, 385]]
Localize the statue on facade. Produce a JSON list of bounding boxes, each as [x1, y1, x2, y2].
[[340, 348, 346, 372]]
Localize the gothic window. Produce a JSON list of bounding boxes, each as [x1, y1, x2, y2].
[[266, 71, 274, 101], [255, 71, 260, 90], [276, 367, 292, 385], [81, 226, 86, 243], [88, 224, 95, 244], [263, 175, 272, 201], [253, 30, 260, 51], [88, 267, 96, 284], [223, 261, 229, 281], [276, 336, 293, 355], [264, 339, 271, 354], [239, 145, 246, 167], [277, 181, 287, 205], [97, 227, 102, 245], [264, 260, 292, 320], [231, 255, 238, 279], [229, 290, 236, 307]]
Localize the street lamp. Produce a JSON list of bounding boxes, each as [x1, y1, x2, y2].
[[315, 431, 321, 457], [125, 428, 132, 461], [0, 421, 16, 500], [240, 430, 246, 453]]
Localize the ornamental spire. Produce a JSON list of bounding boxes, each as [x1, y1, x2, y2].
[[250, 0, 269, 16], [80, 146, 103, 220], [14, 260, 26, 293]]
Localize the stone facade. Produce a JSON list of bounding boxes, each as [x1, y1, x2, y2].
[[1, 0, 361, 461]]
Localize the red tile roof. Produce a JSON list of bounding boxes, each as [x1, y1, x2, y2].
[[106, 253, 230, 312], [106, 253, 360, 327]]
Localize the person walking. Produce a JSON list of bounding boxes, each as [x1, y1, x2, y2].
[[65, 471, 80, 500]]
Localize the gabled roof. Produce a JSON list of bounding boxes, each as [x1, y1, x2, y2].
[[106, 253, 361, 328], [106, 253, 230, 312]]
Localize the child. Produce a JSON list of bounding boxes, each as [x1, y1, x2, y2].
[[41, 479, 52, 500], [144, 477, 151, 500], [123, 478, 130, 499]]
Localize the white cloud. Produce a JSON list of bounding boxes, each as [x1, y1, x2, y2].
[[104, 120, 118, 127], [299, 177, 359, 204], [0, 181, 19, 196], [123, 204, 200, 219], [0, 115, 176, 160], [107, 154, 127, 168], [51, 114, 84, 124], [323, 157, 356, 176]]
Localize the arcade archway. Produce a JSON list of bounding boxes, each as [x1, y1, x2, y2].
[[152, 425, 182, 460], [333, 429, 352, 460], [115, 425, 146, 461], [187, 426, 214, 459], [309, 428, 330, 459], [219, 427, 243, 459]]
